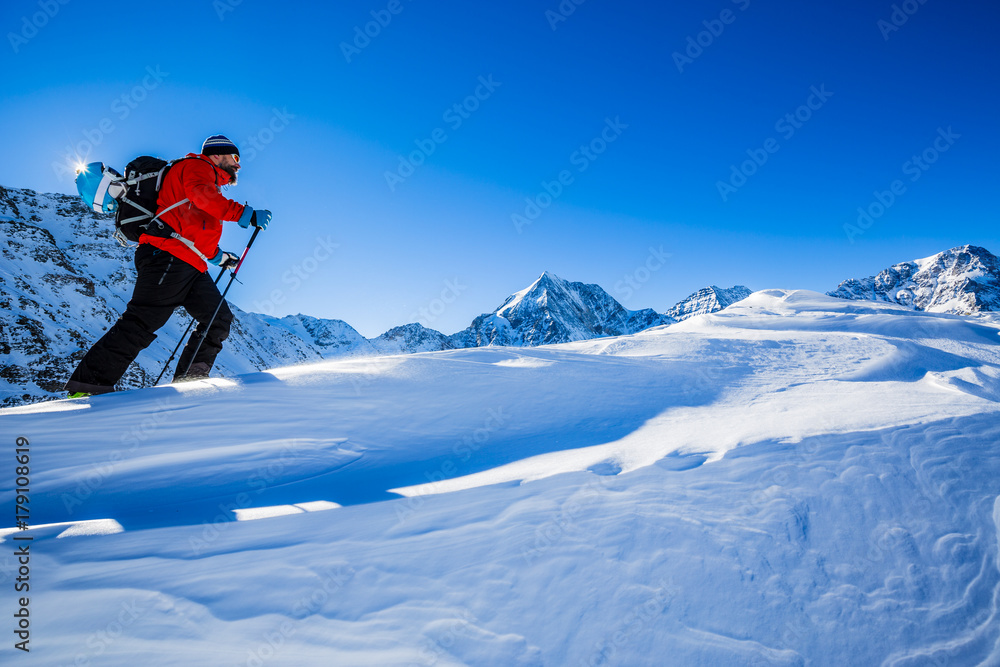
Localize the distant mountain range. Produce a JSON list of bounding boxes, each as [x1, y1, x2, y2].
[[2, 183, 998, 407]]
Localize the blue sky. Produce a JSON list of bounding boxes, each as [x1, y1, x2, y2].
[[2, 0, 997, 336]]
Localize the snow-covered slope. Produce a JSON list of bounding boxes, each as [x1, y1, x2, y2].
[[3, 289, 999, 665], [664, 284, 752, 321], [829, 244, 1000, 314], [451, 271, 672, 347]]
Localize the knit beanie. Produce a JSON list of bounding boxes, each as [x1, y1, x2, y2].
[[201, 134, 240, 158]]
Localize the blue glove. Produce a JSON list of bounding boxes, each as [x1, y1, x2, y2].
[[238, 205, 272, 230], [209, 248, 240, 270], [252, 209, 271, 230]]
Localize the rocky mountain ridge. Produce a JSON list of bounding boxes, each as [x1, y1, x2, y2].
[[827, 245, 1000, 314], [664, 285, 754, 321]]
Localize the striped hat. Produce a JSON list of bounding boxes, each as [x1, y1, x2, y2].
[[201, 134, 239, 158]]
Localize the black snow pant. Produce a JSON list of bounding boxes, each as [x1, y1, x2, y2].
[[67, 244, 233, 390]]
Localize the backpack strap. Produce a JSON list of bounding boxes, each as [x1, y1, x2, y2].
[[118, 195, 189, 226], [166, 230, 211, 264], [152, 197, 189, 222], [92, 169, 120, 213], [132, 198, 207, 263], [117, 197, 155, 225], [123, 172, 160, 186]]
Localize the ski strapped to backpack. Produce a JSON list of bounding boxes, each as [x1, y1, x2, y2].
[[75, 156, 211, 263]]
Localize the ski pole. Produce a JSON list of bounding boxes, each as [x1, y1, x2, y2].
[[152, 267, 227, 387], [178, 226, 261, 381]]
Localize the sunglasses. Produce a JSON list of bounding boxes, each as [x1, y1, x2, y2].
[[230, 154, 240, 164]]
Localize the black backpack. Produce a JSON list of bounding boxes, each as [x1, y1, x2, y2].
[[113, 156, 180, 244]]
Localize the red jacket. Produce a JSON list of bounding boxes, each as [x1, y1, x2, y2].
[[139, 153, 245, 271]]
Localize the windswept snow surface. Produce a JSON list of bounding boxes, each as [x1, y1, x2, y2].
[[3, 290, 1000, 666]]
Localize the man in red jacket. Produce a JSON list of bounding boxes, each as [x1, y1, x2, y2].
[[64, 135, 272, 396]]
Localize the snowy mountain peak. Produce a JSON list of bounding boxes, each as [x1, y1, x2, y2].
[[497, 271, 580, 318], [456, 272, 671, 348], [828, 244, 1000, 314], [537, 269, 558, 282], [371, 322, 456, 355], [664, 285, 753, 321]]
